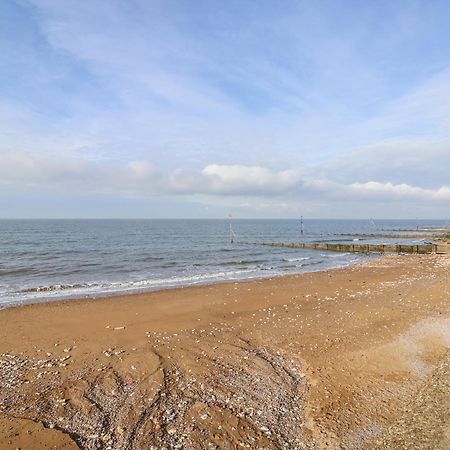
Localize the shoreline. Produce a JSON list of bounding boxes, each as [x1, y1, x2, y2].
[[0, 252, 371, 310], [1, 253, 449, 449]]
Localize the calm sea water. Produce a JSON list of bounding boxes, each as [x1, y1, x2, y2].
[[0, 219, 447, 307]]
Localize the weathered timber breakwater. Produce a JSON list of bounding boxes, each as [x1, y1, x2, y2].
[[263, 242, 449, 254]]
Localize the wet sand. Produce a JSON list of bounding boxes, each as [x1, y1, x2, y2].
[[1, 253, 449, 449]]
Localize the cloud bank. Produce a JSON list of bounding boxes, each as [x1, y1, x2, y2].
[[2, 151, 449, 207]]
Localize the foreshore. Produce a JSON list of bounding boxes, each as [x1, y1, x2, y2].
[[1, 253, 449, 449]]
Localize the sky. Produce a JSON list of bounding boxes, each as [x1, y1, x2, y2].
[[1, 0, 450, 219]]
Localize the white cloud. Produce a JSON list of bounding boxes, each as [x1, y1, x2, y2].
[[1, 152, 449, 207], [0, 152, 300, 196], [346, 181, 450, 201], [198, 165, 299, 194]]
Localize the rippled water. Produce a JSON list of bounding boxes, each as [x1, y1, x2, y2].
[[0, 219, 447, 307]]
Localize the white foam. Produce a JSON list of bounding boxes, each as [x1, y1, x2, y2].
[[283, 257, 311, 262]]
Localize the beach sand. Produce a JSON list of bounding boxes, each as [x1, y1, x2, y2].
[[1, 253, 449, 449]]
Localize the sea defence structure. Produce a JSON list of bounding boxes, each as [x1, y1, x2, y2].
[[263, 242, 448, 254]]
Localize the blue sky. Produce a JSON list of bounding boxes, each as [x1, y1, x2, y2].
[[1, 0, 450, 218]]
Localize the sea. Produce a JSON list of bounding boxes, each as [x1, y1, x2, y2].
[[0, 219, 447, 308]]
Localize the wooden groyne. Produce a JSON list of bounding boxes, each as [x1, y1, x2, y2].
[[263, 242, 446, 254]]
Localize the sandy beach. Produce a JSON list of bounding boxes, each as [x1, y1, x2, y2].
[[1, 253, 449, 449]]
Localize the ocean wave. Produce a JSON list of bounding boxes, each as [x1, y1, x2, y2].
[[22, 282, 92, 293], [320, 252, 350, 258], [158, 262, 179, 268], [138, 255, 165, 262], [282, 256, 311, 262], [280, 264, 298, 269], [126, 270, 257, 287], [0, 267, 37, 276], [301, 259, 325, 267], [19, 269, 259, 297], [218, 259, 266, 266]]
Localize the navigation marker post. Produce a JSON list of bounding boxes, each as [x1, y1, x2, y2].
[[229, 213, 237, 244]]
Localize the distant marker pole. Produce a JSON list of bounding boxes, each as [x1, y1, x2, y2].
[[229, 213, 236, 243]]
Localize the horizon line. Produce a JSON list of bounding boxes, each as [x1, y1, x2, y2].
[[0, 217, 449, 221]]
